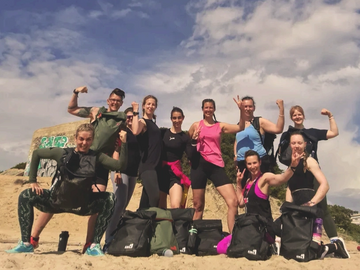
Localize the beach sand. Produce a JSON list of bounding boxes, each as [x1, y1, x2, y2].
[[0, 174, 359, 270]]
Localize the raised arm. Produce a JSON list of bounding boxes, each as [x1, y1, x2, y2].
[[304, 157, 330, 206], [260, 99, 285, 134], [262, 149, 302, 187], [67, 86, 98, 121], [236, 169, 246, 208], [221, 96, 245, 134], [321, 108, 339, 139], [131, 102, 146, 135]]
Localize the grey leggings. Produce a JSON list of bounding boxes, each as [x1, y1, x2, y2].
[[18, 188, 115, 243], [105, 173, 137, 243]]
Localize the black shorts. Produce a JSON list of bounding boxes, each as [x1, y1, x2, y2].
[[158, 165, 182, 194], [190, 155, 231, 189], [95, 164, 109, 187]]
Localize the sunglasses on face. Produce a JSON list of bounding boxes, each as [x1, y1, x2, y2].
[[127, 115, 133, 119]]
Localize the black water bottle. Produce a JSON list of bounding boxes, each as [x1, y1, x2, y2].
[[58, 231, 69, 252], [187, 225, 197, 254]]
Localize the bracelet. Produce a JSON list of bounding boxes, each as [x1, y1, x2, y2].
[[279, 114, 284, 117], [73, 89, 78, 96], [290, 166, 296, 172], [133, 111, 139, 116], [309, 201, 315, 206], [328, 116, 334, 120], [191, 139, 197, 147]]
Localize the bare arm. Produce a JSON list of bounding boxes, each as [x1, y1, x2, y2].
[[321, 108, 339, 139], [306, 157, 329, 205], [262, 149, 302, 186], [260, 99, 285, 134], [221, 97, 245, 134], [285, 186, 293, 202], [188, 122, 199, 138], [67, 86, 98, 120], [130, 102, 146, 135], [236, 169, 246, 208]]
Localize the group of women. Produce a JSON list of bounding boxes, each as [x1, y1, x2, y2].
[[116, 94, 349, 258]]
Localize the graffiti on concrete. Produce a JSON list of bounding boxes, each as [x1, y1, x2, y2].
[[24, 136, 74, 177]]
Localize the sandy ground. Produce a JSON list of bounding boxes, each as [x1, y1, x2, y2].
[[0, 174, 359, 270]]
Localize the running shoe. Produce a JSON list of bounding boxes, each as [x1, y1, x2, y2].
[[6, 241, 34, 253], [85, 243, 104, 256], [334, 238, 350, 258], [30, 236, 39, 249]]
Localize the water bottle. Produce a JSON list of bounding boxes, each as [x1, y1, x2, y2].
[[58, 231, 69, 252], [312, 218, 323, 245], [187, 225, 197, 254], [161, 249, 174, 257]]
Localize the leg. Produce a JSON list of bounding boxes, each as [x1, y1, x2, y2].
[[85, 183, 106, 245], [169, 183, 183, 209], [192, 188, 205, 220], [139, 170, 160, 209], [7, 189, 57, 253], [313, 177, 338, 239], [31, 212, 54, 239], [105, 174, 130, 244], [158, 191, 168, 209], [216, 184, 238, 233], [190, 156, 208, 219], [75, 192, 115, 256]]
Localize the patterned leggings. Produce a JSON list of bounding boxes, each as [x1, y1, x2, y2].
[[18, 188, 115, 243]]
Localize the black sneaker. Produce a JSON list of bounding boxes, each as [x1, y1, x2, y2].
[[334, 238, 350, 259]]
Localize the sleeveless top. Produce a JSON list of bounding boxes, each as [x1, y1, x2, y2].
[[137, 118, 162, 174], [123, 127, 141, 176], [244, 175, 272, 220], [196, 120, 224, 167], [287, 159, 314, 192], [235, 124, 266, 161]]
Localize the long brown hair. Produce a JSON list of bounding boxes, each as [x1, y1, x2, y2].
[[142, 95, 158, 122]]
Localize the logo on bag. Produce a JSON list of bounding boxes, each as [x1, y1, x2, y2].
[[180, 247, 186, 253], [247, 249, 257, 255], [72, 207, 81, 211], [296, 254, 305, 260], [124, 243, 134, 249]]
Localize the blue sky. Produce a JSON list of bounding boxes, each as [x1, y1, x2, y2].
[[1, 0, 360, 209]]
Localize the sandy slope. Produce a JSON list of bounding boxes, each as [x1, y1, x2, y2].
[[0, 175, 359, 270]]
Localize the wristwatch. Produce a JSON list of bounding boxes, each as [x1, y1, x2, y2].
[[133, 111, 139, 116], [73, 89, 78, 96]]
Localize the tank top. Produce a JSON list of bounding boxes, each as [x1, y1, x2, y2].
[[287, 159, 314, 192], [235, 124, 266, 161], [244, 176, 272, 220], [137, 118, 162, 174], [123, 127, 140, 176], [196, 120, 224, 167]]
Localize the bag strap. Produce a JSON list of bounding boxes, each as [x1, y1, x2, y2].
[[251, 117, 264, 146]]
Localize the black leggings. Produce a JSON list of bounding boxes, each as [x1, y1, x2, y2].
[[18, 188, 115, 243], [139, 169, 160, 209], [313, 178, 338, 238]]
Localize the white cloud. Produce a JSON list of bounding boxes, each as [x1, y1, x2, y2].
[[126, 0, 360, 199], [2, 0, 360, 212]]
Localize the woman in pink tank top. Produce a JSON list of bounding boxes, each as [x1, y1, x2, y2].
[[188, 98, 245, 232]]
